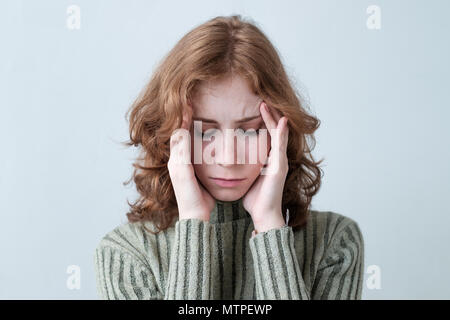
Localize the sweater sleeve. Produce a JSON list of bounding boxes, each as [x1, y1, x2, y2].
[[248, 220, 364, 300], [94, 218, 213, 300], [164, 218, 213, 299], [311, 219, 364, 300], [248, 225, 311, 299]]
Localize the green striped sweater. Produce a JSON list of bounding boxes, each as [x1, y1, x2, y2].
[[94, 197, 364, 300]]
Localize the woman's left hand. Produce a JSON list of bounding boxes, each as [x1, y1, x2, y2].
[[243, 101, 290, 234]]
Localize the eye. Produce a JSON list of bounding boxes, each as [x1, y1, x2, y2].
[[239, 126, 263, 136], [195, 126, 263, 139], [240, 128, 257, 136], [195, 128, 220, 139]]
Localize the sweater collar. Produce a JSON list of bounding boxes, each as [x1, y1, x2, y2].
[[209, 196, 251, 224]]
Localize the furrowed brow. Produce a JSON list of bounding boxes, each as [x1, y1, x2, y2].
[[192, 98, 264, 124]]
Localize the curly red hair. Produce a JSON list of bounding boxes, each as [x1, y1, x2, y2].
[[122, 15, 324, 234]]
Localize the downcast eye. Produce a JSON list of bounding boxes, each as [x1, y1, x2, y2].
[[238, 128, 257, 136], [195, 128, 220, 139], [194, 127, 263, 139], [240, 126, 264, 136]]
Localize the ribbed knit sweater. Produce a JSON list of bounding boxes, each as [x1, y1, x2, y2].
[[94, 197, 364, 300]]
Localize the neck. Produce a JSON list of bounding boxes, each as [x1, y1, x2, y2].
[[209, 196, 251, 224]]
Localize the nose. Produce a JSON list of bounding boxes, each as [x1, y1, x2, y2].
[[214, 129, 238, 167]]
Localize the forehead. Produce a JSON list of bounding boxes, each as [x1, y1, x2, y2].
[[191, 75, 261, 120]]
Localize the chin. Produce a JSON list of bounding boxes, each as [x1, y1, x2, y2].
[[208, 187, 246, 202]]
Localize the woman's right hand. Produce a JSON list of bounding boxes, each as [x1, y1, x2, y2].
[[167, 103, 215, 222]]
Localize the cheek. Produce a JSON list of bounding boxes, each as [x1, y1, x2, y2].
[[193, 163, 207, 181], [242, 163, 264, 187]]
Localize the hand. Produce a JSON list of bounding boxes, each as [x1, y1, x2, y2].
[[243, 101, 289, 233], [167, 103, 215, 222]]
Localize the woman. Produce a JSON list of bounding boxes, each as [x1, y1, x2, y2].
[[94, 15, 364, 300]]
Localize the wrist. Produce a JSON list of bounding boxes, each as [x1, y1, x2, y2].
[[252, 212, 286, 234]]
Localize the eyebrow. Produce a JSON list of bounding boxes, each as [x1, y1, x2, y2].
[[192, 115, 261, 124]]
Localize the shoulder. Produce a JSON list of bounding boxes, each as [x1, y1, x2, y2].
[[94, 220, 173, 268], [297, 209, 364, 250]]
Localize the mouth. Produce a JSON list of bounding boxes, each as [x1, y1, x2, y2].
[[209, 177, 246, 188], [210, 177, 246, 181]]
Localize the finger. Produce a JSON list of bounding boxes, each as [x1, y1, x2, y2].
[[277, 117, 289, 151], [260, 101, 277, 131], [169, 128, 191, 165], [181, 104, 193, 130]]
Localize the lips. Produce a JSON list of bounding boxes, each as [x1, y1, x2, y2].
[[210, 177, 246, 187]]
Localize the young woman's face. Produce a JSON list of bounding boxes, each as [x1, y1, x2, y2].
[[189, 74, 271, 202]]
